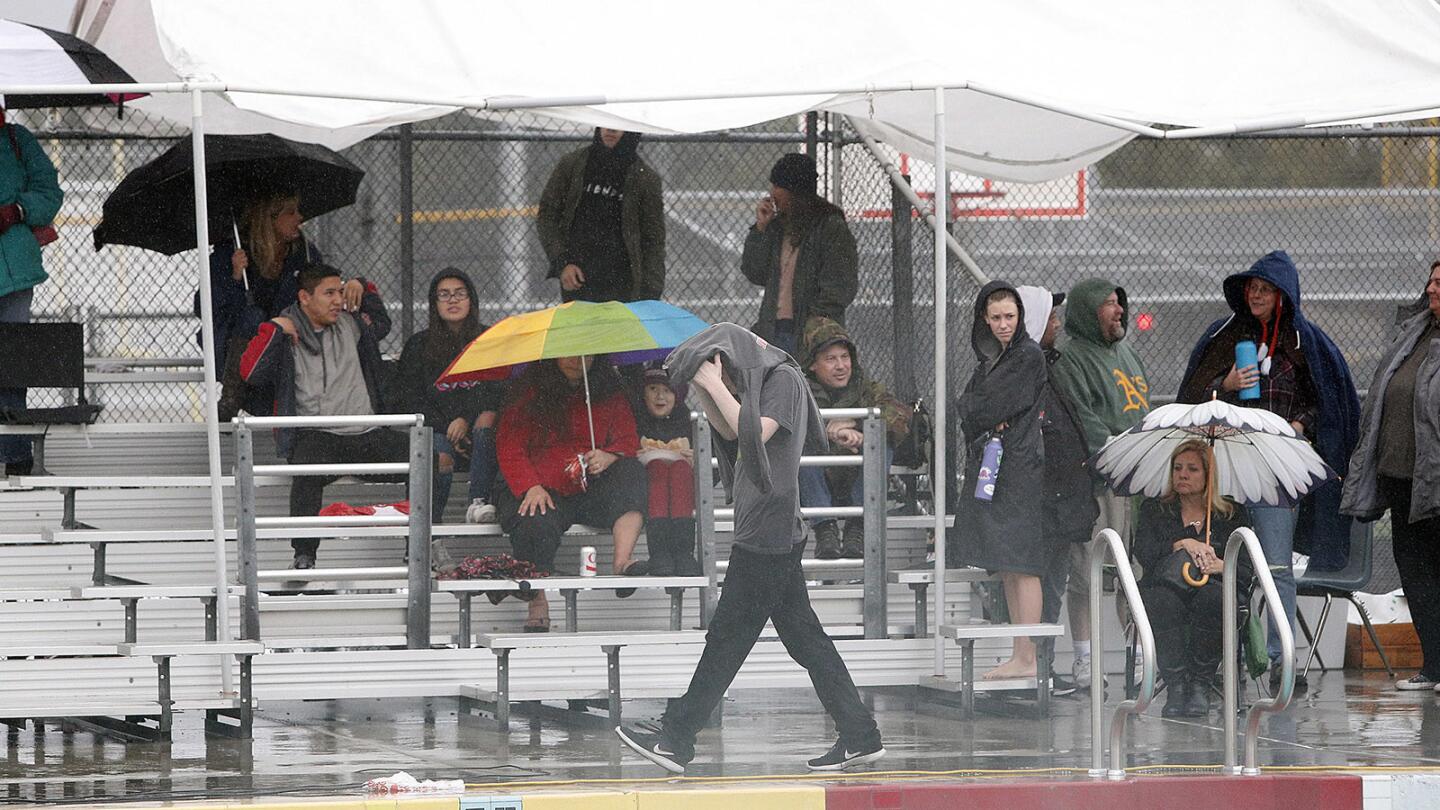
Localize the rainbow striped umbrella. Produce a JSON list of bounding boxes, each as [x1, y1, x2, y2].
[[438, 300, 709, 384], [437, 300, 709, 448]]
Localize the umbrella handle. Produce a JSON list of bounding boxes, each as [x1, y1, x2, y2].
[[1183, 562, 1210, 588]]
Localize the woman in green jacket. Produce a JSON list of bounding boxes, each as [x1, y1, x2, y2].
[[0, 106, 64, 475]]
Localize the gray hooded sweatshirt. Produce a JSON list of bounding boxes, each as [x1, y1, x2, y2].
[[666, 323, 827, 554], [280, 302, 374, 435]]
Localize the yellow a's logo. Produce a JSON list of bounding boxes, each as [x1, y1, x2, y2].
[[1113, 370, 1149, 413]]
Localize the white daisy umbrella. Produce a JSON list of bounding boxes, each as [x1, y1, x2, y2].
[[1089, 399, 1334, 508]]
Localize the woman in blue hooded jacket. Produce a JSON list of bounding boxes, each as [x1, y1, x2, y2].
[[1178, 250, 1359, 692]]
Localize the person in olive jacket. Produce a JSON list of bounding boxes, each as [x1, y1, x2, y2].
[[536, 127, 666, 303], [0, 103, 64, 476], [741, 153, 858, 357]]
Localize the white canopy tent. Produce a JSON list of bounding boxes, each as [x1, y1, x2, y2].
[[10, 0, 1440, 682]]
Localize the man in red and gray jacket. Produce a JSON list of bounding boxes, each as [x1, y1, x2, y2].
[[240, 262, 414, 570]]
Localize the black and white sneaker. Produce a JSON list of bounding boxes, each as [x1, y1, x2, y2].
[[616, 724, 692, 774], [806, 738, 886, 771], [1050, 674, 1079, 697]]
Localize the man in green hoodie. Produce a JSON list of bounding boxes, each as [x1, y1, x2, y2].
[[1051, 278, 1152, 687]]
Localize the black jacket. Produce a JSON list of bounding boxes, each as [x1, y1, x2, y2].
[[951, 280, 1048, 575], [1042, 347, 1100, 543]]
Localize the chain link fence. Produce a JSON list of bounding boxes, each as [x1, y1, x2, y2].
[[12, 106, 1440, 425]]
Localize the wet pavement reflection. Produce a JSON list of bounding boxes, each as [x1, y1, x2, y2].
[[2, 670, 1438, 803]]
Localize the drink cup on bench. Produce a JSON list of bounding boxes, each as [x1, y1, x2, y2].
[[580, 546, 598, 577]]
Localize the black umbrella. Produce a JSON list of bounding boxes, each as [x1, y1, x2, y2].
[[92, 134, 364, 255], [0, 20, 143, 109]]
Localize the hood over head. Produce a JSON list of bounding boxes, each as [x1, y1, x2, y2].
[[426, 267, 482, 337], [1221, 249, 1303, 324], [971, 280, 1029, 363], [665, 322, 826, 494], [590, 127, 642, 162], [799, 316, 858, 371], [1015, 285, 1062, 346], [1064, 277, 1129, 345]]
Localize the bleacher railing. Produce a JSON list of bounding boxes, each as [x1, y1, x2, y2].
[[1088, 527, 1156, 780], [232, 414, 433, 648], [692, 406, 890, 638], [1223, 526, 1295, 775]]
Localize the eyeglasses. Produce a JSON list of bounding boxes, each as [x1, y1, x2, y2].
[[436, 290, 470, 302]]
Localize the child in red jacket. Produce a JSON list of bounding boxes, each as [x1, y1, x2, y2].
[[633, 365, 700, 576]]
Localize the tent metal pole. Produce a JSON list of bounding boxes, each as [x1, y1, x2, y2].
[[190, 88, 235, 694], [849, 122, 988, 286], [931, 86, 948, 677]]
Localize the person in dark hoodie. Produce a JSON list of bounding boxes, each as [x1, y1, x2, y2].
[[392, 269, 502, 524], [617, 323, 885, 774], [741, 153, 858, 356], [1051, 277, 1152, 687], [1017, 286, 1100, 691], [798, 316, 910, 559], [632, 363, 701, 576], [953, 281, 1050, 682], [537, 128, 666, 303], [1179, 250, 1360, 693], [240, 263, 412, 570]]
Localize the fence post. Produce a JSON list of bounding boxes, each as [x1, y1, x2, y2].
[[890, 173, 917, 402], [235, 420, 260, 641], [398, 123, 415, 340], [692, 413, 718, 627], [862, 409, 888, 639], [805, 111, 819, 156], [406, 419, 432, 649]]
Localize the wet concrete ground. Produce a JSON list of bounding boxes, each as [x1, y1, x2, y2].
[[3, 670, 1438, 804]]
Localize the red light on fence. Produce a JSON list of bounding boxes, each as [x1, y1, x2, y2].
[[1136, 313, 1155, 331]]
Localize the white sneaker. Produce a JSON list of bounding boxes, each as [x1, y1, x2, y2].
[[465, 498, 497, 524], [1073, 654, 1109, 689]]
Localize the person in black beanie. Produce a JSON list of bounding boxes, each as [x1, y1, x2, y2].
[[740, 152, 858, 357], [537, 128, 667, 303]]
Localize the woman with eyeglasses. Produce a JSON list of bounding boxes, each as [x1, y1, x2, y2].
[[393, 269, 502, 524]]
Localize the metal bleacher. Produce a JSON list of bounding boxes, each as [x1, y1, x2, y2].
[[0, 410, 1006, 739]]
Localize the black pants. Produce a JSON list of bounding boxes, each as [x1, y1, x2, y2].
[[661, 543, 880, 750], [1380, 476, 1440, 678], [288, 428, 418, 557], [493, 456, 648, 574]]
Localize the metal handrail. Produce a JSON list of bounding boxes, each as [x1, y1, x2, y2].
[[691, 406, 889, 638], [235, 414, 423, 428], [234, 414, 432, 648], [1224, 526, 1295, 775], [1088, 527, 1157, 780]]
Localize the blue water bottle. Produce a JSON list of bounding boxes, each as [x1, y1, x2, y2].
[[1234, 340, 1261, 401], [973, 434, 1004, 502]]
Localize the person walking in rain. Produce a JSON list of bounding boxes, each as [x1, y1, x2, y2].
[[616, 323, 885, 774]]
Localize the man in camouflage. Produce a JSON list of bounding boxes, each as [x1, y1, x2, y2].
[[798, 317, 910, 558]]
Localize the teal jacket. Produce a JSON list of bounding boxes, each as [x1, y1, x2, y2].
[[0, 124, 63, 299], [1051, 278, 1152, 455]]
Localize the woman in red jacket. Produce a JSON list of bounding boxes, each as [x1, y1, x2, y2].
[[495, 356, 649, 631]]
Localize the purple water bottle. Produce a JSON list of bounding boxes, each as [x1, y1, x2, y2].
[[1234, 340, 1261, 401], [973, 434, 1004, 502]]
